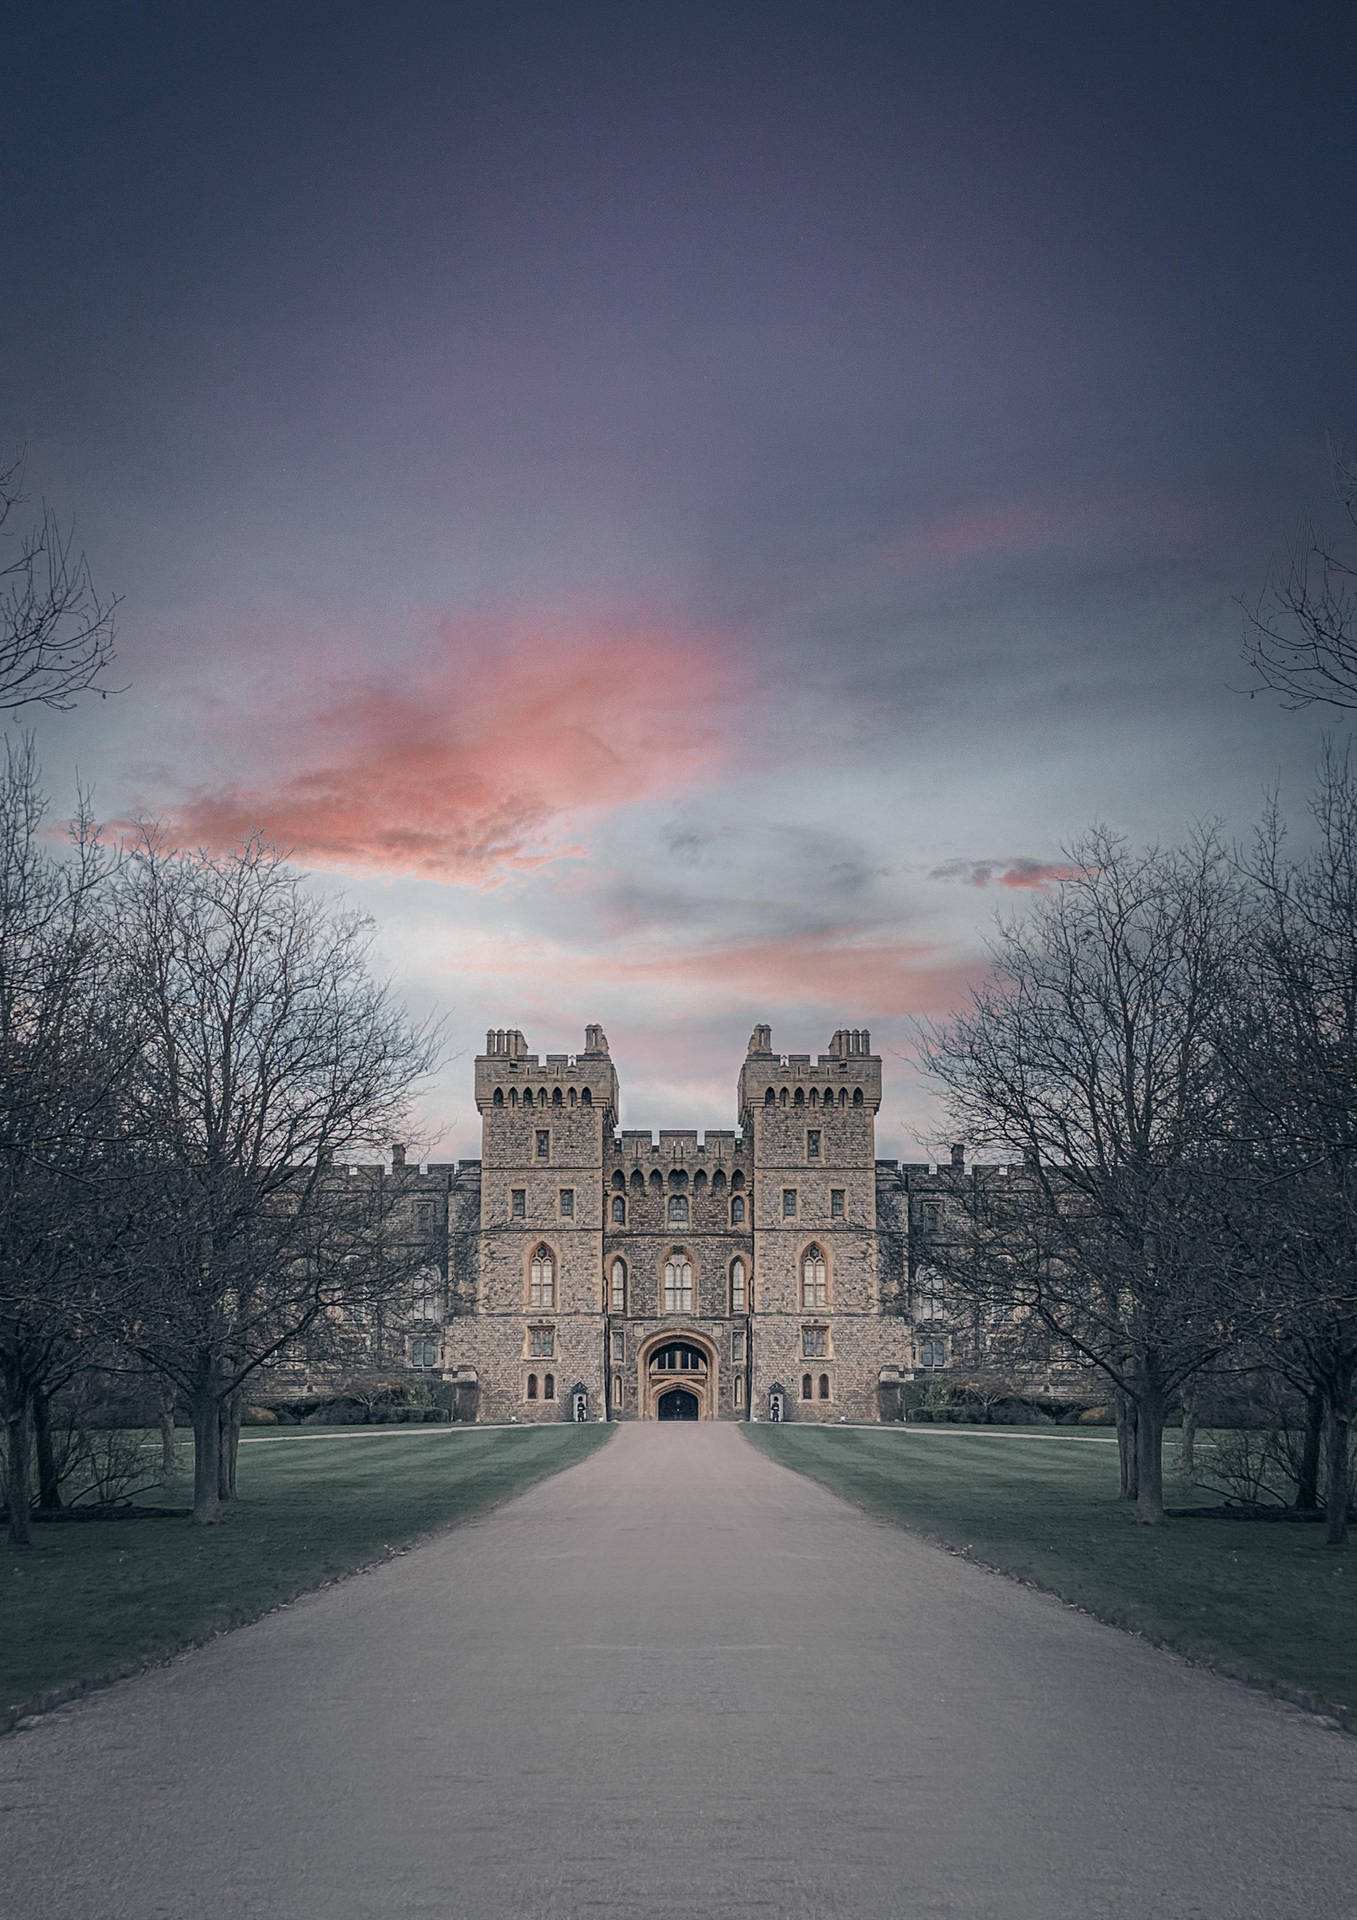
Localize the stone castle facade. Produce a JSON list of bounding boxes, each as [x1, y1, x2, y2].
[[313, 1023, 994, 1422]]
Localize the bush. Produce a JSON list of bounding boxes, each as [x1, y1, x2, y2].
[[1079, 1406, 1114, 1425], [242, 1405, 278, 1425]]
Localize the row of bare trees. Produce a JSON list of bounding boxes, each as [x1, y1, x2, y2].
[[0, 747, 438, 1540], [920, 755, 1357, 1539]]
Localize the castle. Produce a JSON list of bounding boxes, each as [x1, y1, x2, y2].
[[312, 1022, 985, 1422]]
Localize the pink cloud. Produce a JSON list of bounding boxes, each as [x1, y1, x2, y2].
[[874, 488, 1216, 576], [153, 610, 741, 883], [450, 930, 982, 1020], [929, 857, 1082, 891]]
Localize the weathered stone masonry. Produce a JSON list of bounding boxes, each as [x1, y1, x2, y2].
[[412, 1021, 985, 1422]]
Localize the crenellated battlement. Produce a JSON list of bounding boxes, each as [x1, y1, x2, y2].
[[475, 1024, 619, 1115]]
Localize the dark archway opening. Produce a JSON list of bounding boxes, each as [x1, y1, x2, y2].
[[657, 1388, 699, 1421]]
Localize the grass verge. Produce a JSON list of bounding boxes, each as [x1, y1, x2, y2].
[[746, 1424, 1356, 1722], [1, 1423, 611, 1730]]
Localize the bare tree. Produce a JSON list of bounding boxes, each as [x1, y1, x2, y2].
[[920, 829, 1245, 1523], [1224, 751, 1357, 1543], [0, 742, 137, 1544], [0, 455, 119, 714], [114, 835, 439, 1523], [1244, 442, 1357, 711]]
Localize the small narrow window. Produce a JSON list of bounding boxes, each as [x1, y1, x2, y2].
[[612, 1370, 622, 1401], [764, 1087, 775, 1105], [782, 1188, 797, 1219], [853, 1088, 864, 1106], [731, 1195, 745, 1225], [511, 1188, 525, 1219], [552, 1087, 563, 1107], [581, 1087, 592, 1106], [818, 1373, 830, 1400], [527, 1373, 538, 1400], [611, 1195, 626, 1224], [543, 1372, 555, 1400], [794, 1087, 805, 1108], [610, 1258, 626, 1313], [731, 1171, 745, 1191], [807, 1129, 821, 1160], [734, 1375, 744, 1408], [611, 1170, 625, 1190], [630, 1167, 644, 1191], [493, 1087, 504, 1106], [801, 1373, 813, 1400], [536, 1129, 550, 1159], [509, 1087, 518, 1107], [732, 1329, 746, 1363], [560, 1188, 574, 1218], [830, 1189, 845, 1219], [611, 1328, 625, 1362], [529, 1326, 555, 1358], [523, 1087, 533, 1108]]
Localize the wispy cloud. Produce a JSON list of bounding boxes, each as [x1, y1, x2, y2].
[[929, 856, 1082, 890], [153, 611, 741, 883], [441, 926, 980, 1019]]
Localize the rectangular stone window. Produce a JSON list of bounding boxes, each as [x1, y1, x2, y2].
[[611, 1329, 625, 1363], [511, 1188, 525, 1219], [830, 1188, 845, 1219], [734, 1374, 744, 1408], [731, 1330, 746, 1363], [529, 1326, 555, 1358], [410, 1337, 439, 1369], [536, 1129, 550, 1159], [807, 1129, 821, 1160], [802, 1326, 828, 1357], [559, 1188, 574, 1218], [782, 1188, 797, 1219]]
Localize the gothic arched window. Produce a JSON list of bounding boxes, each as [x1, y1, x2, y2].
[[730, 1258, 747, 1313], [610, 1258, 627, 1313], [801, 1246, 828, 1309], [529, 1245, 555, 1310], [667, 1194, 689, 1225], [612, 1195, 626, 1225]]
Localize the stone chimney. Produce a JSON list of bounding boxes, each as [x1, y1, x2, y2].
[[391, 1143, 406, 1170], [950, 1142, 965, 1170]]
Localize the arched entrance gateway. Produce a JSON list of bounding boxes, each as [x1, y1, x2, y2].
[[639, 1332, 719, 1419], [657, 1387, 699, 1420]]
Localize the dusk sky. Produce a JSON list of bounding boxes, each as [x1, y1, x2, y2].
[[4, 1, 1354, 1158]]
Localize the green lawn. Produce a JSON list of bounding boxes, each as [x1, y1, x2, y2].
[[1, 1423, 611, 1730], [746, 1424, 1357, 1721]]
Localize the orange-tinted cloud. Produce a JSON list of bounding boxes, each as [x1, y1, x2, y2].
[[929, 857, 1081, 891], [159, 611, 739, 883]]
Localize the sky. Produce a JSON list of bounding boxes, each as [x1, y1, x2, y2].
[[3, 0, 1354, 1159]]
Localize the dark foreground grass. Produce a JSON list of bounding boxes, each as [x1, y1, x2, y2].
[[1, 1423, 610, 1729], [747, 1425, 1357, 1721]]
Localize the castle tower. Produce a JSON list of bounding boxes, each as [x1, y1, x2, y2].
[[471, 1026, 619, 1419], [739, 1024, 882, 1420]]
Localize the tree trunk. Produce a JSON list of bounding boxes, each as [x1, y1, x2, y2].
[[218, 1389, 242, 1502], [190, 1379, 223, 1525], [1295, 1386, 1325, 1512], [1178, 1381, 1199, 1480], [5, 1394, 32, 1547], [1324, 1394, 1351, 1548], [158, 1379, 178, 1480], [1115, 1390, 1139, 1501], [32, 1388, 61, 1512], [1134, 1381, 1167, 1525]]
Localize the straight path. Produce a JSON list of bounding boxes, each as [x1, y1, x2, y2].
[[3, 1424, 1356, 1920]]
